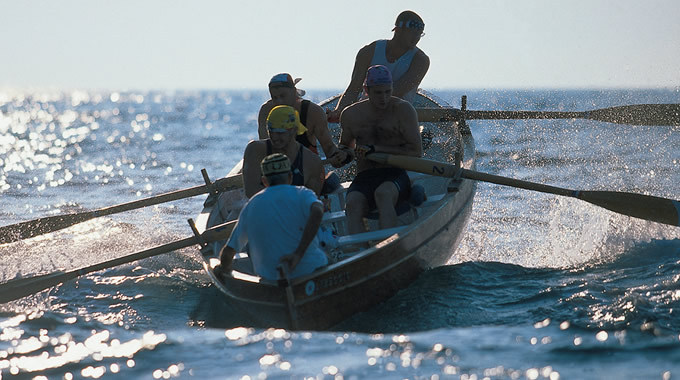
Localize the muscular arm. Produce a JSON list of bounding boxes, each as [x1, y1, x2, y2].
[[328, 108, 358, 168], [307, 104, 338, 158], [243, 141, 266, 198], [303, 149, 324, 195], [219, 245, 236, 272], [257, 101, 274, 139], [392, 50, 430, 99], [334, 43, 374, 114]]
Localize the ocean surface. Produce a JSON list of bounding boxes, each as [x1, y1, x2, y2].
[[0, 88, 679, 379]]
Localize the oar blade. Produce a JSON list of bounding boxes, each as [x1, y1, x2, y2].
[[0, 213, 96, 245], [0, 271, 77, 304], [587, 104, 680, 126], [578, 191, 680, 227]]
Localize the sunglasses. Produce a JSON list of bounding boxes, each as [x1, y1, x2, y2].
[[397, 20, 425, 37]]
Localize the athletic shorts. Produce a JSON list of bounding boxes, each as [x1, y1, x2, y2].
[[347, 168, 411, 210]]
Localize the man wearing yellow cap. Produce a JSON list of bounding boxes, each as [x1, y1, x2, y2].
[[243, 105, 324, 198], [258, 73, 339, 159], [220, 153, 328, 280]]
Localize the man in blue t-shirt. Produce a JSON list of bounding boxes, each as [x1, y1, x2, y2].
[[219, 153, 328, 280]]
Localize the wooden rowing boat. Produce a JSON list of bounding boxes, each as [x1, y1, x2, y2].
[[194, 91, 477, 330]]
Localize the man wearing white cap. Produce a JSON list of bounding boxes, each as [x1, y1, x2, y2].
[[220, 153, 328, 280]]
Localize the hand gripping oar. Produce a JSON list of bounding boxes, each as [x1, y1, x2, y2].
[[0, 220, 236, 304], [0, 170, 242, 245], [416, 103, 680, 126], [367, 153, 680, 227]]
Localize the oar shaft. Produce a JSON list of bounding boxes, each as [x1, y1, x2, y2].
[[0, 221, 236, 304], [0, 174, 242, 244], [416, 103, 680, 126], [366, 153, 680, 227], [467, 110, 582, 120], [460, 169, 575, 198], [370, 153, 575, 197], [83, 174, 242, 219]]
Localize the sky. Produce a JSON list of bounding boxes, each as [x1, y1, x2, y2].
[[1, 0, 679, 91]]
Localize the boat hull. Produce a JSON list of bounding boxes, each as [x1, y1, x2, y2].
[[197, 91, 476, 330]]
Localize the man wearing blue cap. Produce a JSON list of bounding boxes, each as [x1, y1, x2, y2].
[[258, 73, 339, 159], [331, 65, 422, 234]]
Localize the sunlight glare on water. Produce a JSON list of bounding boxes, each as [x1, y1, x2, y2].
[[0, 89, 678, 378]]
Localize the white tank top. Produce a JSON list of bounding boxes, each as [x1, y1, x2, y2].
[[369, 39, 418, 102]]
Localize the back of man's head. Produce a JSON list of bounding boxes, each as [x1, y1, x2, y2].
[[261, 153, 292, 186]]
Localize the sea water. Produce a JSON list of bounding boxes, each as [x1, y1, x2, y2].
[[0, 88, 679, 379]]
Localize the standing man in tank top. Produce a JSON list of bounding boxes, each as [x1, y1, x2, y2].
[[327, 10, 430, 123], [258, 73, 339, 159]]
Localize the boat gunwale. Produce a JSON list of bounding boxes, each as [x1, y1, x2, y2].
[[197, 90, 477, 327]]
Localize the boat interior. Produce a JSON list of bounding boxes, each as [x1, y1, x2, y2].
[[203, 91, 466, 279]]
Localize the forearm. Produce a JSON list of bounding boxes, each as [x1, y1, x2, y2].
[[319, 137, 339, 158], [334, 87, 361, 113], [219, 246, 236, 270], [371, 143, 421, 157], [292, 204, 324, 258]]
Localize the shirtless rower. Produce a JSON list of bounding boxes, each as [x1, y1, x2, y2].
[[331, 65, 423, 234]]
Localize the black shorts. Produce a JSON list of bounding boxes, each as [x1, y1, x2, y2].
[[347, 168, 411, 210]]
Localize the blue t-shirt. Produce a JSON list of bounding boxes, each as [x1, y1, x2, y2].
[[226, 185, 328, 280]]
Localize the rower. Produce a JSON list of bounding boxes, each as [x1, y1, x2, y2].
[[243, 105, 324, 198], [219, 153, 328, 280], [331, 65, 423, 234], [327, 10, 430, 122], [258, 73, 339, 159]]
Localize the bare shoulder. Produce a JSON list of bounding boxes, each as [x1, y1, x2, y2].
[[393, 96, 415, 110], [415, 47, 430, 61], [353, 42, 377, 68], [259, 100, 274, 116], [303, 145, 322, 163], [307, 101, 326, 117], [357, 41, 377, 57], [244, 139, 266, 155], [342, 99, 368, 120], [394, 98, 418, 118]]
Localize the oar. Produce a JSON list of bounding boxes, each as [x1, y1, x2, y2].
[[416, 103, 680, 126], [0, 172, 242, 245], [0, 220, 236, 304], [367, 153, 680, 227]]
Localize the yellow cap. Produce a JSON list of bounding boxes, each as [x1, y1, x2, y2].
[[266, 105, 308, 136]]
